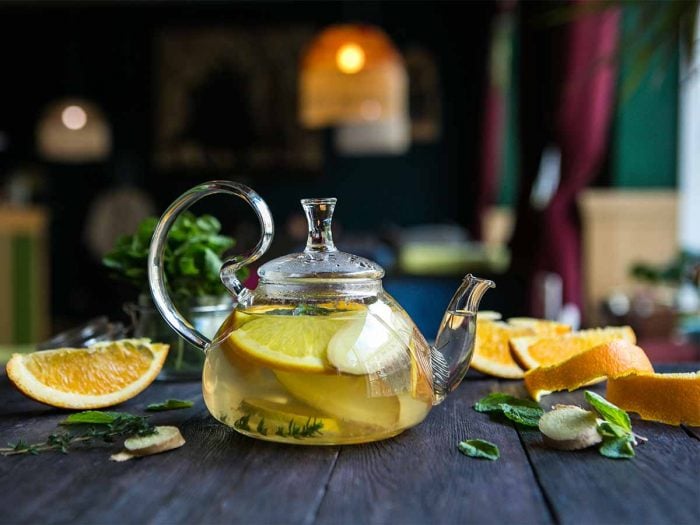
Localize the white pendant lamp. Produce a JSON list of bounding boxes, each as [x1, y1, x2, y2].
[[36, 98, 112, 163]]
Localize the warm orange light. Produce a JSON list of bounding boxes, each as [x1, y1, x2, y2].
[[61, 105, 88, 130], [299, 24, 408, 128], [336, 43, 365, 74]]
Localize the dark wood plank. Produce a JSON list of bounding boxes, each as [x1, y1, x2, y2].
[[520, 386, 700, 525], [314, 379, 553, 525], [0, 375, 338, 525], [684, 426, 700, 441]]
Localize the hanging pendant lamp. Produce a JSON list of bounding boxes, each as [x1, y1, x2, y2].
[[36, 98, 112, 163], [299, 24, 409, 129]]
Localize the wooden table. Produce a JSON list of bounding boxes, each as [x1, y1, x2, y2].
[[1, 364, 698, 525]]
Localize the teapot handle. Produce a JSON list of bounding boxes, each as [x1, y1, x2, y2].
[[147, 181, 274, 350]]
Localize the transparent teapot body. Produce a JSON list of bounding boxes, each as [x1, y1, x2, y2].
[[202, 289, 436, 445], [148, 182, 492, 445]]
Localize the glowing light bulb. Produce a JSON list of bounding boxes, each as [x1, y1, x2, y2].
[[336, 43, 365, 74], [61, 105, 88, 130]]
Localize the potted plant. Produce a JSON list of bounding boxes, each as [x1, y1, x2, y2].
[[103, 212, 246, 379]]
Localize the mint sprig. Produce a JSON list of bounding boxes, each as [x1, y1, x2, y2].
[[2, 411, 155, 456], [458, 439, 500, 460], [474, 393, 544, 427], [584, 390, 643, 459], [103, 212, 246, 300], [599, 435, 636, 459], [584, 391, 631, 433], [146, 399, 194, 412]]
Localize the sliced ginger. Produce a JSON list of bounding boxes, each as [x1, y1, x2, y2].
[[110, 426, 185, 462], [538, 405, 602, 450]]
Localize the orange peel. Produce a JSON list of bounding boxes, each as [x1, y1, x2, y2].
[[524, 340, 654, 401], [606, 371, 700, 426], [510, 326, 636, 370]]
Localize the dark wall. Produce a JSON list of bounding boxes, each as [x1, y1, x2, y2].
[[0, 1, 493, 327]]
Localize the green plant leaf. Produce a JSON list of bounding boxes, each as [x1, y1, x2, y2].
[[599, 436, 636, 459], [474, 393, 543, 426], [60, 411, 122, 425], [501, 405, 543, 427], [458, 439, 500, 460], [145, 399, 194, 412], [178, 255, 199, 276], [596, 420, 630, 439], [196, 215, 220, 233], [584, 391, 632, 433], [203, 248, 222, 281], [474, 392, 541, 413], [102, 212, 237, 298]]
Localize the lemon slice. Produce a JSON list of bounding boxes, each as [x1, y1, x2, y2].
[[6, 339, 169, 409], [274, 371, 400, 429], [327, 313, 408, 375], [227, 313, 361, 373]]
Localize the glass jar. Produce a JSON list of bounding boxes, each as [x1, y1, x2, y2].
[[126, 294, 233, 380]]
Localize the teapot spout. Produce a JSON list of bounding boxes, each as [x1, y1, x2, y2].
[[430, 274, 495, 404]]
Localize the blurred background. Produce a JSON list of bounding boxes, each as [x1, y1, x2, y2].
[[1, 0, 699, 361]]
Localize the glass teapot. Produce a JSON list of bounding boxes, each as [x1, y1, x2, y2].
[[148, 181, 494, 445]]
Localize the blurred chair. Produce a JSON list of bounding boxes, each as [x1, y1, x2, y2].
[[578, 189, 678, 326]]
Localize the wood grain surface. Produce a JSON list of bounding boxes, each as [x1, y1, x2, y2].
[[1, 364, 698, 525]]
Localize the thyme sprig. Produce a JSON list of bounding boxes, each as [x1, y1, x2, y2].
[[233, 414, 324, 439], [1, 411, 156, 456], [275, 418, 324, 439]]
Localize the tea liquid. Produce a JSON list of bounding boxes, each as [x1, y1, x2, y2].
[[202, 303, 434, 445]]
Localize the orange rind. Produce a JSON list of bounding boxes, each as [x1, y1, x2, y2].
[[606, 371, 700, 426], [6, 339, 169, 409], [523, 340, 654, 401], [510, 326, 636, 370]]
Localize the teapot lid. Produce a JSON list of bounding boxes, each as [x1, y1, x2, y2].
[[257, 198, 384, 283]]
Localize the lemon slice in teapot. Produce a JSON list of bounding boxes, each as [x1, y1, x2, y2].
[[226, 308, 364, 373], [327, 309, 409, 375]]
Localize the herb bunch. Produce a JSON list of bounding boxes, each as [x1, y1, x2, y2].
[[1, 411, 156, 456], [103, 212, 247, 301], [233, 414, 324, 440]]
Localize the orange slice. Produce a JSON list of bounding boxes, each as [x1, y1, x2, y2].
[[506, 318, 571, 334], [606, 371, 700, 426], [523, 340, 654, 401], [6, 339, 169, 409], [471, 318, 571, 379], [511, 326, 636, 370]]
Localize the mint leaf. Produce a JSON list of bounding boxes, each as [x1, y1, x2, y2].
[[599, 436, 635, 459], [474, 393, 515, 412], [585, 391, 631, 433], [474, 393, 540, 413], [597, 420, 629, 439], [61, 411, 121, 425], [458, 439, 500, 460], [146, 399, 194, 412], [501, 405, 543, 427], [474, 393, 543, 427]]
